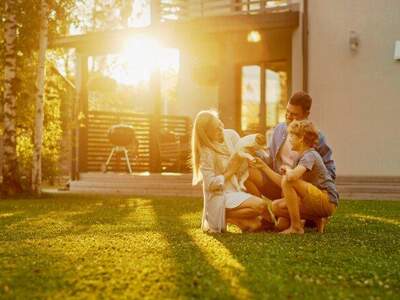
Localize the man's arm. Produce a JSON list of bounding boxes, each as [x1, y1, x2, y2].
[[254, 125, 280, 167], [318, 132, 336, 180], [254, 149, 272, 166], [254, 157, 281, 186]]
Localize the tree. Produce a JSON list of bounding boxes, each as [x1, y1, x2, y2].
[[31, 0, 49, 195], [2, 0, 22, 196], [1, 0, 75, 196]]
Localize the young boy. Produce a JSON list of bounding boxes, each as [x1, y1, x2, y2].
[[255, 120, 339, 234]]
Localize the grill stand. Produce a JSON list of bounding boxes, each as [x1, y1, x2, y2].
[[104, 146, 133, 174]]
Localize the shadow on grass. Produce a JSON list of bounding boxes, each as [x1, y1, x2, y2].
[[151, 197, 241, 299], [0, 196, 399, 299], [0, 196, 139, 241], [64, 198, 136, 228], [0, 243, 75, 299], [208, 203, 400, 299]]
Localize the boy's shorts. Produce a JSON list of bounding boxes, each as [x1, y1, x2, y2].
[[301, 183, 336, 218]]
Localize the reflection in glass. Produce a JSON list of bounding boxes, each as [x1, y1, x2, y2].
[[266, 69, 287, 127], [241, 64, 288, 133], [241, 66, 261, 132]]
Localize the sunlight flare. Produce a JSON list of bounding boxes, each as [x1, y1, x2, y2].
[[0, 212, 17, 218], [121, 36, 161, 84], [187, 229, 252, 300], [350, 213, 400, 226], [104, 36, 180, 86]]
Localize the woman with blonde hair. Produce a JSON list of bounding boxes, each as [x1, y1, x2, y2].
[[192, 110, 275, 233]]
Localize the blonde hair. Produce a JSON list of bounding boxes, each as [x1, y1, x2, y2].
[[288, 120, 319, 148], [191, 110, 228, 185]]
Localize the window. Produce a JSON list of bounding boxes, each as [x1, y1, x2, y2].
[[240, 62, 288, 134]]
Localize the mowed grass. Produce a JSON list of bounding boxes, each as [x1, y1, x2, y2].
[[0, 194, 399, 300]]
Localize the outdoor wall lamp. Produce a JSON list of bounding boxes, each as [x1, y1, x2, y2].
[[349, 30, 359, 52], [247, 30, 261, 43], [394, 40, 400, 61]]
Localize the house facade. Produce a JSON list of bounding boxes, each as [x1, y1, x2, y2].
[[51, 0, 400, 180], [172, 0, 400, 178], [292, 0, 400, 177]]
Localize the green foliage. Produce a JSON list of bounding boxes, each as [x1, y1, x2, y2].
[[71, 0, 149, 33], [41, 69, 65, 183], [14, 59, 70, 186], [88, 71, 136, 112], [0, 196, 399, 299], [86, 58, 179, 114], [1, 0, 76, 189], [0, 0, 176, 190]]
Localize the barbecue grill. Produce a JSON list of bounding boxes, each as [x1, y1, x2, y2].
[[103, 124, 137, 174]]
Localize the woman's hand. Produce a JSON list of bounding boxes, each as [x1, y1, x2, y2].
[[279, 165, 288, 175], [229, 153, 244, 171], [252, 157, 283, 187], [223, 153, 243, 179], [252, 157, 269, 172]]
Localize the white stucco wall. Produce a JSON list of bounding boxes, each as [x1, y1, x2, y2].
[[173, 48, 219, 119], [293, 0, 400, 176]]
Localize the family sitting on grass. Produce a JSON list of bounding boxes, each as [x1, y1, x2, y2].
[[191, 91, 339, 234]]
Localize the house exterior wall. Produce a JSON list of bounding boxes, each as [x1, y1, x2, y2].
[[174, 40, 220, 119], [174, 28, 293, 129], [173, 0, 400, 177], [292, 0, 400, 176]]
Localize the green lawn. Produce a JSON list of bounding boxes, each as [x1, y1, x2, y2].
[[0, 195, 399, 300]]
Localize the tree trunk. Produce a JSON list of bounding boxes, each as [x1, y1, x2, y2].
[[2, 0, 22, 196], [31, 0, 48, 195]]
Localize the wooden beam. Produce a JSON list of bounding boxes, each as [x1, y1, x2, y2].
[[151, 0, 161, 25], [234, 63, 242, 134], [149, 69, 161, 173], [218, 37, 237, 130], [76, 54, 89, 175], [49, 11, 299, 53], [148, 0, 163, 123], [302, 0, 309, 92], [260, 63, 267, 133]]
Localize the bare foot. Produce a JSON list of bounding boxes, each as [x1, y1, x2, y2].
[[276, 218, 305, 231], [276, 217, 290, 231], [314, 218, 328, 233], [279, 227, 304, 235]]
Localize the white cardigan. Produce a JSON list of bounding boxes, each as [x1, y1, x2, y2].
[[199, 129, 242, 233]]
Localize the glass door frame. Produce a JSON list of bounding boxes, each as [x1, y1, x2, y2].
[[237, 60, 290, 135]]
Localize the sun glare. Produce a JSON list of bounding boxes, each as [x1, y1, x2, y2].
[[122, 36, 161, 83], [104, 36, 179, 86]]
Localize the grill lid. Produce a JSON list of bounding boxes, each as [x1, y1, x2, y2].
[[108, 124, 136, 147]]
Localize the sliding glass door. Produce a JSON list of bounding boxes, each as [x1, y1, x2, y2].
[[240, 62, 288, 134]]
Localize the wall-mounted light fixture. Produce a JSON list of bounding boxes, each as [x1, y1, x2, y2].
[[349, 30, 359, 52], [247, 30, 261, 43], [394, 40, 400, 61]]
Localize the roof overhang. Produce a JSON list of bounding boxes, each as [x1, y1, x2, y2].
[[50, 11, 299, 54]]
